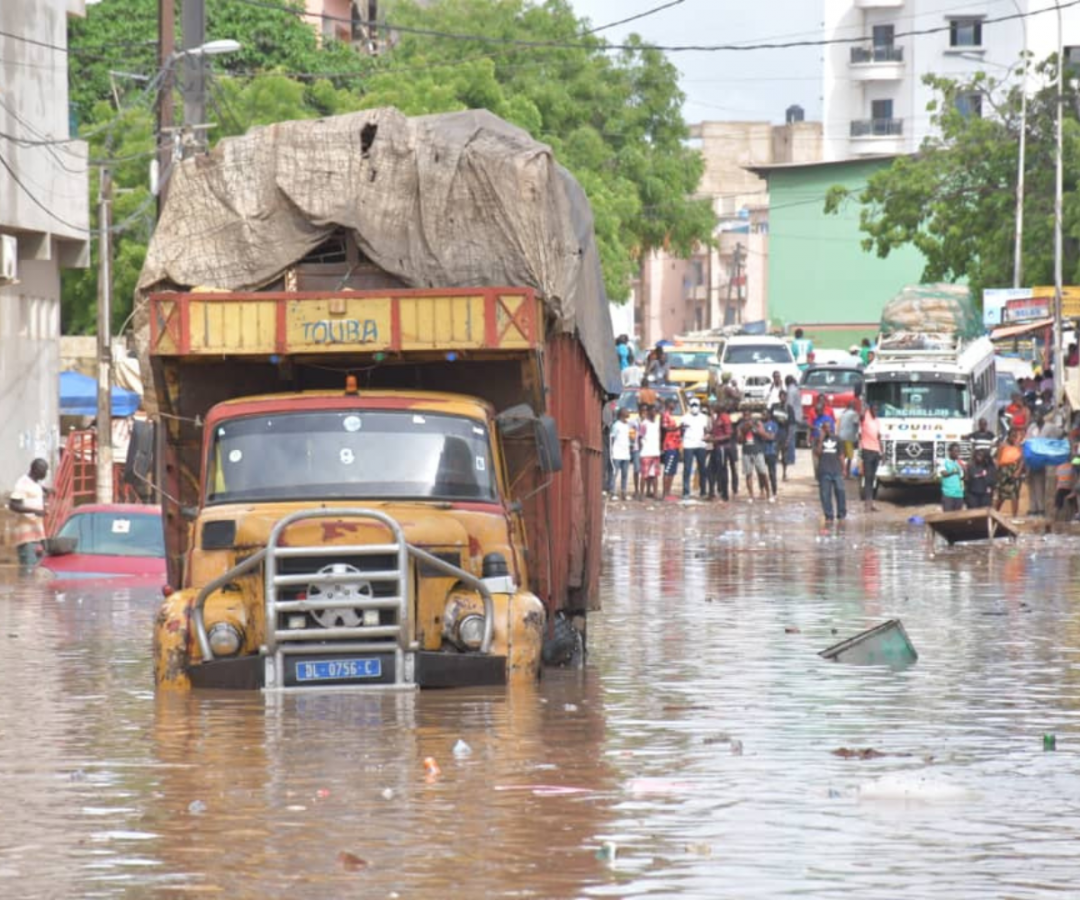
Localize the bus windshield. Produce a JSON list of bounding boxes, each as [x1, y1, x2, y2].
[[866, 380, 970, 419], [206, 410, 497, 503]]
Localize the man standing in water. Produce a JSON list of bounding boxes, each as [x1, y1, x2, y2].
[[814, 421, 846, 522], [9, 458, 49, 573]]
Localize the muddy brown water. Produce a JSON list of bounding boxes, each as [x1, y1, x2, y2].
[[2, 499, 1080, 898]]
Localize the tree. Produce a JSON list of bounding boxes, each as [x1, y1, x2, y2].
[[64, 0, 713, 334], [66, 0, 374, 335], [825, 57, 1080, 301], [356, 0, 715, 300]]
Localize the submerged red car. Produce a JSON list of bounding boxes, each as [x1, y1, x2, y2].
[[40, 504, 166, 585]]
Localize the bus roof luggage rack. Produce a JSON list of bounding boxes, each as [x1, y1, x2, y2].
[[876, 331, 961, 356]]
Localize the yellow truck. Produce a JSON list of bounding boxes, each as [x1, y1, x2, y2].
[[148, 287, 609, 690]]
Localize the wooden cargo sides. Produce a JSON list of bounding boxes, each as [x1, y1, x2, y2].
[[519, 334, 605, 616]]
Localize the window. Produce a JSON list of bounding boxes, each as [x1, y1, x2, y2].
[[955, 91, 982, 118], [949, 17, 982, 48], [872, 24, 895, 48], [722, 343, 795, 365], [866, 381, 971, 419], [206, 411, 497, 503], [1066, 46, 1080, 74], [871, 98, 894, 122]]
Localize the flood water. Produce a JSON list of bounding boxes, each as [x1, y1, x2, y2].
[[3, 502, 1080, 898]]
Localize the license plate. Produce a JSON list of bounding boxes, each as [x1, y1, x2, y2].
[[295, 658, 382, 682], [899, 464, 930, 476]]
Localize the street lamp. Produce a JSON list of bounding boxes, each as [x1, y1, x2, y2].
[[154, 38, 242, 194], [92, 37, 241, 501], [184, 39, 242, 57]]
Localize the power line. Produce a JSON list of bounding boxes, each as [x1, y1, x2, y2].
[[582, 0, 686, 36], [0, 26, 156, 56], [0, 149, 89, 232], [228, 0, 1080, 54]]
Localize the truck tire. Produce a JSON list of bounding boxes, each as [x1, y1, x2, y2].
[[542, 612, 584, 667]]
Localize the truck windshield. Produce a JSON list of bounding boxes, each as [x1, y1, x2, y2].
[[206, 410, 497, 503], [866, 381, 970, 419], [724, 344, 794, 365]]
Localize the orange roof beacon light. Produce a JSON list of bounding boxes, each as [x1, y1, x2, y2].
[[344, 374, 359, 395]]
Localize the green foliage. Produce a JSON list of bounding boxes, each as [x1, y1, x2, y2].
[[64, 0, 713, 334], [827, 58, 1080, 300], [355, 1, 714, 300]]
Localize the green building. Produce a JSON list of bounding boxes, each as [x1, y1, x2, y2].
[[750, 156, 926, 350]]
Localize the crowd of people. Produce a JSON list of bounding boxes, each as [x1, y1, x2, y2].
[[610, 335, 1080, 524], [606, 363, 802, 505], [963, 386, 1080, 521]]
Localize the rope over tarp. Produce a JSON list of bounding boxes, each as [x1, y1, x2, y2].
[[135, 107, 620, 396]]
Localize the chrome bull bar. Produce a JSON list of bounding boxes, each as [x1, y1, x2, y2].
[[191, 507, 495, 690]]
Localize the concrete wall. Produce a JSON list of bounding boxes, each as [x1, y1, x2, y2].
[[0, 261, 63, 479], [304, 0, 354, 42], [0, 0, 89, 486], [765, 158, 925, 329]]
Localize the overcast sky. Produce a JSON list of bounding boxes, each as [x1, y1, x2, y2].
[[568, 0, 823, 126]]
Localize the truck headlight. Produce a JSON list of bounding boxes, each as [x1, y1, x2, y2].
[[207, 622, 243, 657], [457, 614, 485, 650]]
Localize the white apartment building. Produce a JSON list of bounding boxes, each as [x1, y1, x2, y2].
[[823, 0, 1080, 160], [0, 0, 90, 479]]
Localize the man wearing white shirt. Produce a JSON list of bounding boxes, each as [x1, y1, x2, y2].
[[681, 398, 709, 499], [765, 370, 783, 409], [9, 458, 48, 572]]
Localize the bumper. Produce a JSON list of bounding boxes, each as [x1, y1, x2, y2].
[[187, 650, 508, 690]]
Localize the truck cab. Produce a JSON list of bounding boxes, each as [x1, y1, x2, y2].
[[149, 287, 597, 692]]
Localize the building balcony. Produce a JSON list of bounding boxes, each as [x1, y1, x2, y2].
[[850, 118, 903, 138], [854, 0, 903, 7], [849, 118, 905, 154], [849, 45, 905, 80], [684, 283, 708, 302]]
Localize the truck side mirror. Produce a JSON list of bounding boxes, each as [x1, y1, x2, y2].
[[536, 415, 562, 473]]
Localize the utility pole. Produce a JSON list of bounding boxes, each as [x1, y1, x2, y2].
[[181, 0, 207, 155], [157, 0, 175, 214], [1054, 1, 1065, 402], [96, 169, 114, 504]]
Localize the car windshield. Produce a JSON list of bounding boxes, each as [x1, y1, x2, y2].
[[206, 410, 496, 503], [866, 381, 971, 419], [997, 373, 1019, 398], [616, 390, 683, 413], [669, 351, 714, 370], [724, 344, 794, 365], [56, 511, 165, 558], [803, 369, 863, 391]]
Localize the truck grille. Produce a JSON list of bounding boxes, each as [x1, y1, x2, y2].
[[276, 553, 399, 632], [263, 509, 413, 690], [893, 440, 935, 462]]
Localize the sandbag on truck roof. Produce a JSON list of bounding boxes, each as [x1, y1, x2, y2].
[[136, 106, 620, 394]]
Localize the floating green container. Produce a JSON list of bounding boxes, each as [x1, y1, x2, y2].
[[819, 619, 918, 670]]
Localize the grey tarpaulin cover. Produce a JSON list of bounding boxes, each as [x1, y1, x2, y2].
[[136, 107, 621, 394]]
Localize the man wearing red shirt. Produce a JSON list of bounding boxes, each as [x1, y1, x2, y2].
[[1005, 392, 1028, 439], [660, 398, 682, 501], [707, 402, 734, 501]]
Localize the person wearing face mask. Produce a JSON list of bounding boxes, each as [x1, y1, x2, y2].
[[681, 396, 709, 500]]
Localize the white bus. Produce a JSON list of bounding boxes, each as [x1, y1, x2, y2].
[[863, 333, 997, 488]]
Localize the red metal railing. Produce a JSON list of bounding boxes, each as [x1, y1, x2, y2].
[[47, 430, 140, 536]]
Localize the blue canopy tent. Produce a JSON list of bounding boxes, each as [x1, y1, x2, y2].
[[59, 370, 140, 418]]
